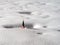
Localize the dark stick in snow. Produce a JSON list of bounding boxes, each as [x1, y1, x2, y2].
[[22, 20, 25, 28]]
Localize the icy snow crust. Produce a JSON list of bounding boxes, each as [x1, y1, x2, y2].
[[0, 0, 60, 45]]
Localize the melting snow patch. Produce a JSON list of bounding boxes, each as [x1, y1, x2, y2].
[[18, 11, 31, 15], [57, 30, 60, 32], [37, 32, 42, 35], [3, 24, 21, 28]]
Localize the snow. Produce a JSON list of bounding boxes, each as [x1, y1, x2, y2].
[[0, 0, 60, 45], [33, 23, 42, 29]]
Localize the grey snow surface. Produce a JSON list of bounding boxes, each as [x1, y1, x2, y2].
[[0, 0, 60, 45]]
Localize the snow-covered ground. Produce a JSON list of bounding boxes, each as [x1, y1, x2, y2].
[[0, 0, 60, 45]]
